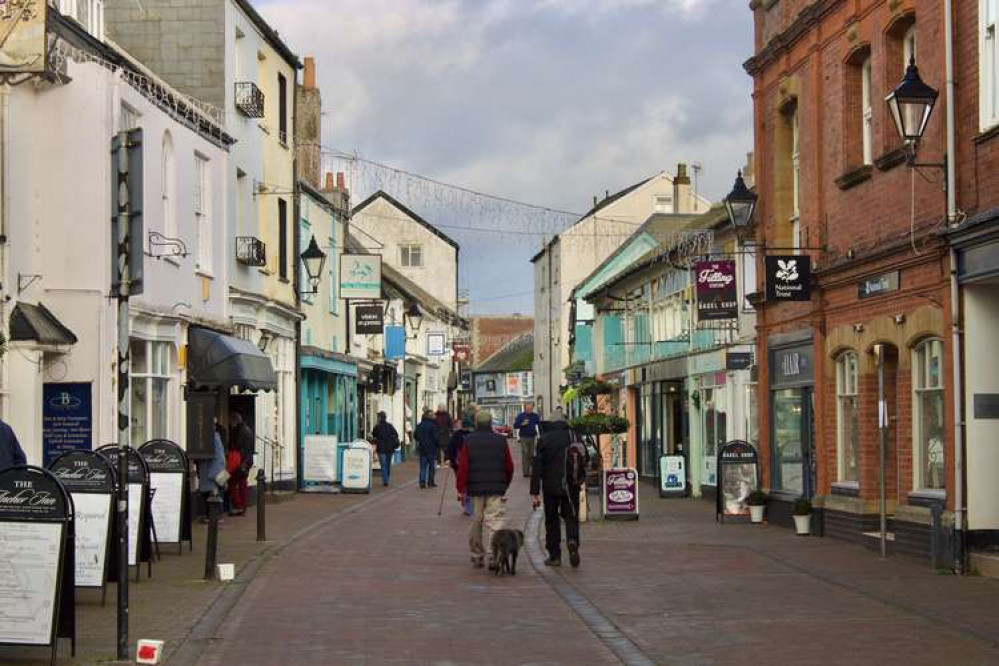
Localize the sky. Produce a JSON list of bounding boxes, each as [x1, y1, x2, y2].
[[258, 0, 755, 314]]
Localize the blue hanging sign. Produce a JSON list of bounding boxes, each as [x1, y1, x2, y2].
[[43, 382, 93, 466], [385, 325, 406, 360]]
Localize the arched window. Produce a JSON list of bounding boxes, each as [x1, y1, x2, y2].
[[835, 352, 860, 483], [912, 338, 945, 491], [161, 131, 177, 242]]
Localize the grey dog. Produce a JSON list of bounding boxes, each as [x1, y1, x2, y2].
[[490, 528, 525, 576]]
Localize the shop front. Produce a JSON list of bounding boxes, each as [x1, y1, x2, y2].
[[298, 348, 358, 490], [766, 335, 815, 524]]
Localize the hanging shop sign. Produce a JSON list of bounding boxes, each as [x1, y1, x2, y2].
[[602, 468, 639, 520], [858, 270, 900, 299], [42, 382, 93, 466], [339, 253, 382, 300], [716, 440, 760, 523], [48, 450, 115, 590], [765, 255, 811, 302], [452, 341, 471, 362], [355, 304, 384, 335], [659, 455, 687, 498], [695, 260, 738, 321], [459, 370, 472, 391], [139, 440, 192, 551], [427, 331, 447, 357], [385, 325, 406, 360], [0, 0, 48, 75], [0, 466, 75, 658], [725, 352, 754, 371]]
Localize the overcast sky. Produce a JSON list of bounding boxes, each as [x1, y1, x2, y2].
[[258, 0, 754, 314]]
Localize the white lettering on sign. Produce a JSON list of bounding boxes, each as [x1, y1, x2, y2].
[[781, 352, 801, 377], [698, 268, 735, 287], [0, 489, 57, 507]]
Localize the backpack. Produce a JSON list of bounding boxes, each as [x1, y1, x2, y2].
[[563, 434, 588, 490]]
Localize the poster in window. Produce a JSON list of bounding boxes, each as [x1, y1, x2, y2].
[[505, 373, 521, 396], [695, 260, 738, 321], [716, 440, 760, 523]]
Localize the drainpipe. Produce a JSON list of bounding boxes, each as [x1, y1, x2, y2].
[[943, 0, 965, 574], [875, 344, 888, 560]]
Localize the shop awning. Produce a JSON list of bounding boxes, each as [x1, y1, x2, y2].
[[187, 327, 277, 391], [10, 302, 77, 346]]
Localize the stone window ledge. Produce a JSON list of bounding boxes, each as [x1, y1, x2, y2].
[[907, 490, 946, 508], [835, 164, 873, 191], [831, 482, 860, 497], [974, 123, 999, 146]]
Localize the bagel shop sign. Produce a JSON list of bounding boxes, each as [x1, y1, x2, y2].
[[695, 260, 738, 321]]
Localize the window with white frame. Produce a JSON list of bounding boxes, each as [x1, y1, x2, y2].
[[903, 24, 917, 68], [913, 338, 945, 491], [790, 109, 801, 249], [983, 0, 999, 129], [861, 56, 873, 165], [195, 154, 212, 272], [161, 132, 177, 243], [130, 340, 172, 446], [120, 103, 140, 132], [328, 234, 338, 314], [400, 244, 423, 268], [653, 195, 673, 214], [835, 352, 860, 483]]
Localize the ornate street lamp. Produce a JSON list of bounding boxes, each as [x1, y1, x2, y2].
[[885, 58, 939, 147], [404, 302, 423, 338], [300, 235, 326, 295], [724, 170, 758, 233]]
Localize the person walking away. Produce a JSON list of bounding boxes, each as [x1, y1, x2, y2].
[[446, 412, 475, 516], [531, 412, 588, 567], [197, 419, 227, 523], [228, 411, 255, 516], [371, 411, 400, 487], [457, 410, 514, 569], [512, 403, 541, 478], [0, 417, 26, 470], [415, 409, 439, 489], [434, 404, 453, 468]]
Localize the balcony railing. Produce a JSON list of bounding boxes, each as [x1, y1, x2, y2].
[[236, 236, 266, 267], [234, 82, 265, 118]]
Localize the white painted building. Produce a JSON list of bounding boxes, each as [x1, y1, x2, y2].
[[532, 165, 710, 415]]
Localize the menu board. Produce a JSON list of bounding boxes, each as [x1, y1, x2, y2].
[[716, 440, 760, 523], [303, 435, 338, 485], [128, 483, 143, 566], [341, 444, 371, 493], [71, 493, 111, 588], [148, 472, 183, 543], [0, 521, 63, 645]]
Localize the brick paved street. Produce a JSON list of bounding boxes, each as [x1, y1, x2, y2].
[[4, 445, 999, 665]]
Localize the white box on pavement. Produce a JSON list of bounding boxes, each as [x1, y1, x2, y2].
[[137, 639, 165, 664]]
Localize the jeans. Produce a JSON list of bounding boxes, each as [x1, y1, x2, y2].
[[543, 491, 580, 559], [378, 452, 393, 485], [419, 452, 437, 486]]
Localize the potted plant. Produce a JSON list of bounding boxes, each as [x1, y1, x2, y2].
[[747, 490, 767, 523], [792, 497, 812, 536]]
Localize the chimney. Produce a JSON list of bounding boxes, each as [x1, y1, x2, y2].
[[593, 195, 598, 208], [303, 56, 316, 89], [673, 163, 692, 213], [337, 171, 345, 190], [604, 189, 610, 200], [324, 171, 334, 191]]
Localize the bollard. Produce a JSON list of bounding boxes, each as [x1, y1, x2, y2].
[[256, 468, 266, 542], [204, 490, 222, 580]]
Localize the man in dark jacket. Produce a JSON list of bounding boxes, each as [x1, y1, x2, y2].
[[457, 410, 514, 569], [513, 403, 540, 477], [371, 411, 400, 487], [0, 418, 26, 470], [434, 404, 453, 467], [414, 409, 439, 489], [229, 411, 255, 515], [531, 413, 585, 567]]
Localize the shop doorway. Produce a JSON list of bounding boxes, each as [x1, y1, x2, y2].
[[637, 382, 683, 480], [770, 387, 815, 497]]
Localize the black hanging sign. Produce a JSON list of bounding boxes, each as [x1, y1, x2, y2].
[[355, 304, 384, 335], [140, 440, 193, 553], [726, 352, 754, 371], [765, 255, 811, 302], [716, 440, 760, 524], [0, 466, 76, 660], [49, 451, 116, 593]]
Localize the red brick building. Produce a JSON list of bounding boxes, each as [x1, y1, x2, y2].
[[746, 0, 999, 566], [469, 316, 534, 368]]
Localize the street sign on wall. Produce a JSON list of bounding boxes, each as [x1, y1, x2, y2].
[[695, 260, 738, 321], [765, 255, 811, 302], [340, 254, 382, 300]]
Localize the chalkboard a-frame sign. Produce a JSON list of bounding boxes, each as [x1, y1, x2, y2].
[[97, 445, 155, 581], [0, 466, 76, 663], [140, 439, 193, 554], [48, 450, 116, 603], [716, 440, 760, 524]]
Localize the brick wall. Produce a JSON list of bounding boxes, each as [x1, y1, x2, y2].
[[470, 316, 533, 367]]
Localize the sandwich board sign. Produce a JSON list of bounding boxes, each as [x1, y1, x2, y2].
[[716, 440, 760, 523], [0, 466, 76, 662], [140, 439, 193, 554], [659, 455, 687, 498], [48, 450, 116, 597], [341, 442, 372, 493], [301, 434, 338, 492], [602, 468, 639, 520], [97, 445, 154, 580]]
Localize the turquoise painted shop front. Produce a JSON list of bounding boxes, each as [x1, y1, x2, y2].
[[299, 352, 358, 489]]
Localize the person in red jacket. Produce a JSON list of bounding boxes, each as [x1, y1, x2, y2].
[[457, 410, 514, 569]]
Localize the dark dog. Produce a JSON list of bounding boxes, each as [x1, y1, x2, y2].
[[490, 528, 525, 576]]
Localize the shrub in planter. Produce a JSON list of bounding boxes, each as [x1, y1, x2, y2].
[[747, 490, 767, 524], [792, 498, 812, 515], [568, 413, 629, 435], [792, 497, 812, 536]]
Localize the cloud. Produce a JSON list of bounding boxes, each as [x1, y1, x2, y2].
[[257, 0, 753, 313]]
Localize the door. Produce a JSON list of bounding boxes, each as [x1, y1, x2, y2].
[[770, 387, 814, 497]]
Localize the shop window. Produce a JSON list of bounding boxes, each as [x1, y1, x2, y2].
[[835, 352, 860, 483], [912, 338, 945, 491], [130, 340, 172, 446], [772, 388, 807, 494], [702, 385, 727, 486]]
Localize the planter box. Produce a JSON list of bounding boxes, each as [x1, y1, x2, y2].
[[793, 514, 811, 536]]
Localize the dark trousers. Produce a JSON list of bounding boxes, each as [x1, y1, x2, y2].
[[419, 452, 437, 486], [378, 452, 393, 485], [543, 491, 580, 559]]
